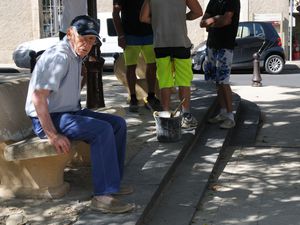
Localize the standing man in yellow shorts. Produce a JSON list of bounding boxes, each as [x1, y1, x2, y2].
[[112, 0, 162, 113], [140, 0, 203, 128]]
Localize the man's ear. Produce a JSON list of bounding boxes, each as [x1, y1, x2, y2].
[[66, 28, 73, 40]]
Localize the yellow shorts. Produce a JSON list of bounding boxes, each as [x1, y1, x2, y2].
[[156, 57, 193, 88], [124, 45, 156, 66]]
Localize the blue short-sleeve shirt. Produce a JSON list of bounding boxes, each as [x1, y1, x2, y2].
[[25, 38, 82, 117]]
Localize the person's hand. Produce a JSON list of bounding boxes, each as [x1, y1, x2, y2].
[[118, 36, 126, 49], [49, 134, 71, 154]]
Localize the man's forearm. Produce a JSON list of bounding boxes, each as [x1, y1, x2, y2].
[[32, 89, 71, 154], [32, 90, 58, 139], [186, 0, 203, 21], [112, 6, 125, 37], [140, 0, 151, 24], [209, 13, 233, 28], [211, 15, 230, 27], [200, 13, 213, 27], [186, 11, 203, 20], [200, 17, 214, 27]]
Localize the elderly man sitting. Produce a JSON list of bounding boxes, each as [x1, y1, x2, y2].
[[25, 15, 134, 214]]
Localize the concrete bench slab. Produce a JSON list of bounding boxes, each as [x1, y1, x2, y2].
[[0, 79, 82, 199], [4, 137, 81, 161]]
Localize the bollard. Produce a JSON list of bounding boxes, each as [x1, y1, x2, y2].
[[85, 42, 105, 109], [252, 52, 262, 87]]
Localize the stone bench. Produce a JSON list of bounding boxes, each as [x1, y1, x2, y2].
[[0, 79, 84, 199]]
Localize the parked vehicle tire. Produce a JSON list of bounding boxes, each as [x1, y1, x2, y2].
[[264, 55, 284, 74]]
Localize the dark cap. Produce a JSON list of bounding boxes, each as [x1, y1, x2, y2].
[[70, 15, 100, 38]]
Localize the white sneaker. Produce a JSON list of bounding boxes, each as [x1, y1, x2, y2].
[[208, 113, 227, 124], [220, 119, 235, 129], [181, 113, 198, 129]]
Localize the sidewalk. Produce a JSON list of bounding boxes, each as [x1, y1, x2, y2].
[[192, 85, 300, 225], [0, 71, 217, 225], [0, 63, 299, 224], [285, 60, 300, 70]]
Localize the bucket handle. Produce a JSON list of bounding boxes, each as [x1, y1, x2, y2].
[[171, 98, 185, 118]]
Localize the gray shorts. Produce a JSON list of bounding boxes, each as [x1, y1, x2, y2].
[[204, 47, 233, 84]]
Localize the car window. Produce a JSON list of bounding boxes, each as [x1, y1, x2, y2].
[[107, 18, 117, 36], [254, 23, 265, 38], [236, 26, 243, 38], [241, 24, 254, 38]]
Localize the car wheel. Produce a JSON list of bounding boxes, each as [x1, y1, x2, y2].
[[264, 55, 284, 74]]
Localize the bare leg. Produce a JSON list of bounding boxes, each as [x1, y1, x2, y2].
[[126, 65, 137, 96], [145, 63, 157, 94], [216, 85, 226, 110], [218, 84, 233, 113], [160, 87, 172, 111], [178, 86, 191, 111]]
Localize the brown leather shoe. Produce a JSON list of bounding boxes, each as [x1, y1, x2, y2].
[[113, 185, 134, 196], [90, 196, 135, 214]]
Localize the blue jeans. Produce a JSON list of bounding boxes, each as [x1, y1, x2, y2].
[[30, 108, 127, 196]]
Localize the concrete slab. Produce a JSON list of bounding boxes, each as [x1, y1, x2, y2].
[[0, 72, 218, 224], [192, 147, 300, 225]]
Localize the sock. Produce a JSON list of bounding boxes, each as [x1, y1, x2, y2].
[[147, 92, 155, 99], [220, 108, 227, 115], [182, 107, 190, 114], [130, 94, 137, 102], [226, 112, 234, 121]]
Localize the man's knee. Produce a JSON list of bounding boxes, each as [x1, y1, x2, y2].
[[115, 116, 127, 131]]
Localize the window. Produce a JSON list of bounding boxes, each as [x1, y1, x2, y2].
[[254, 24, 265, 38], [42, 0, 62, 37], [107, 19, 118, 36], [237, 24, 254, 39]]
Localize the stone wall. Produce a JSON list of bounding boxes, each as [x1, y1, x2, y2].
[[97, 0, 290, 55], [97, 0, 206, 50], [0, 0, 41, 64], [0, 0, 293, 64], [249, 0, 289, 54]]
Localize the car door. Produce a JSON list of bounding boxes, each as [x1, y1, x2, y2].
[[232, 25, 243, 68], [98, 13, 123, 66], [233, 22, 265, 69]]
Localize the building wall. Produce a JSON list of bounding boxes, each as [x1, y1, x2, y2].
[[97, 0, 112, 12], [97, 0, 205, 49], [96, 0, 289, 51], [0, 0, 41, 64], [0, 0, 293, 64], [249, 0, 289, 54]]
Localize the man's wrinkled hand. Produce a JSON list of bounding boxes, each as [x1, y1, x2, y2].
[[50, 134, 71, 154]]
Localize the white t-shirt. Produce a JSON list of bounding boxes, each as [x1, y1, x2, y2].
[[60, 0, 87, 33]]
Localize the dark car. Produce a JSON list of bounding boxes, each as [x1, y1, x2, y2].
[[192, 21, 286, 74]]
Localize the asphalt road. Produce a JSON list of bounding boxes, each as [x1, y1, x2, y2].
[[194, 68, 300, 88]]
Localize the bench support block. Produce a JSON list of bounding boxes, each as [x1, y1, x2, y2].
[[0, 145, 74, 199]]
